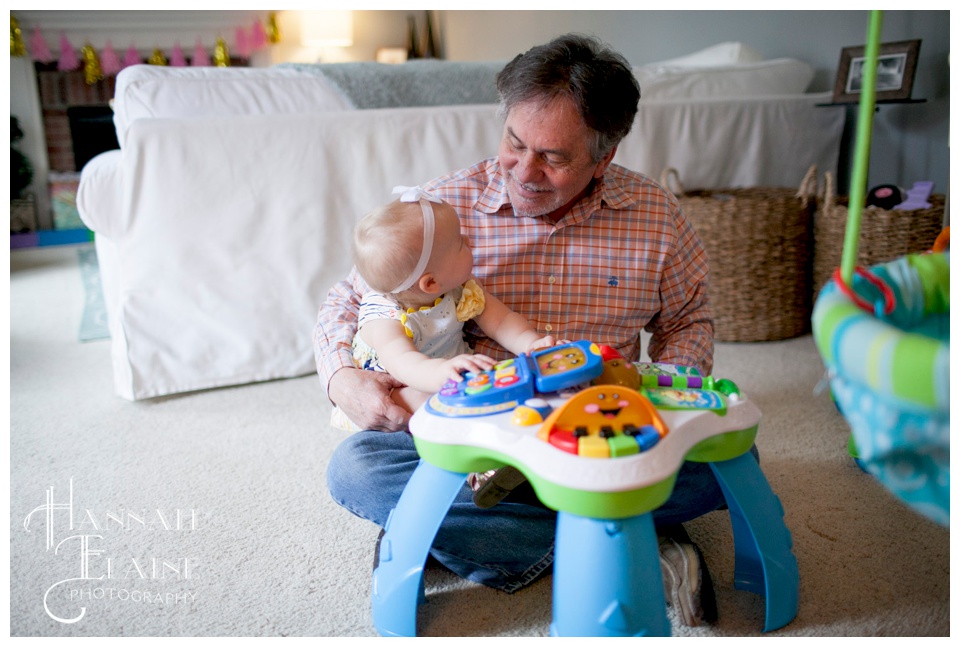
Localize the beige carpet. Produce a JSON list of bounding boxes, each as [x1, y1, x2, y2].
[[8, 244, 950, 637]]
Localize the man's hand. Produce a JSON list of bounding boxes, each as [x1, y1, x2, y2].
[[328, 367, 411, 432]]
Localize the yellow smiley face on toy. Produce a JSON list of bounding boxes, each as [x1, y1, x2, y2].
[[537, 385, 667, 441]]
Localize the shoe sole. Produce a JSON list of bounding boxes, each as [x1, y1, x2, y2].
[[472, 465, 527, 508]]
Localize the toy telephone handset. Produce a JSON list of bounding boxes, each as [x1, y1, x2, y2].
[[426, 340, 604, 418]]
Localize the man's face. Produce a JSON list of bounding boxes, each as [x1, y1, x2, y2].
[[498, 96, 615, 222]]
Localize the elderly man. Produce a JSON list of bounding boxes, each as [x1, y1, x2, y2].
[[316, 34, 725, 626]]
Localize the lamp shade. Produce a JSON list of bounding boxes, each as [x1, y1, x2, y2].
[[299, 10, 353, 48]]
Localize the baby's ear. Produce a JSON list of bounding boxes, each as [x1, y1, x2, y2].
[[418, 273, 442, 295]]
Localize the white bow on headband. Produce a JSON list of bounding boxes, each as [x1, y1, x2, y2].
[[390, 186, 440, 293], [393, 185, 442, 204]]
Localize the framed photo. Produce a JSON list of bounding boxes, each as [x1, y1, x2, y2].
[[832, 39, 921, 103]]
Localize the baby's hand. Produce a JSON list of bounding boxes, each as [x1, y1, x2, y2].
[[441, 353, 498, 382]]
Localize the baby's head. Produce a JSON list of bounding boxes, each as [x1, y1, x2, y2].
[[353, 188, 472, 296]]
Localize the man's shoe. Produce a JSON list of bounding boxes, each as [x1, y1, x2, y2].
[[472, 465, 528, 508], [658, 525, 717, 627]]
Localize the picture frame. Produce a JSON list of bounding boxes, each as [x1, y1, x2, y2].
[[832, 39, 921, 103]]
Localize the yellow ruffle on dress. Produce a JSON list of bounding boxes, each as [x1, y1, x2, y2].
[[455, 279, 486, 322]]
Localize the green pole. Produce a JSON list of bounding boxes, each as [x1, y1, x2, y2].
[[841, 10, 884, 285]]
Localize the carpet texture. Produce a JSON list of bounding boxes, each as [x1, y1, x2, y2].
[[9, 245, 950, 637]]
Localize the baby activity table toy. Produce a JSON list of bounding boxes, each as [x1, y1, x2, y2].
[[371, 341, 799, 636]]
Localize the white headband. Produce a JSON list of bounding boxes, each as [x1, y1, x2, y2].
[[390, 186, 441, 293]]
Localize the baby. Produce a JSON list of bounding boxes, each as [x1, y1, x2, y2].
[[331, 186, 557, 431]]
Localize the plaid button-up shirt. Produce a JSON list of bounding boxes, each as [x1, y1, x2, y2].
[[314, 158, 713, 394]]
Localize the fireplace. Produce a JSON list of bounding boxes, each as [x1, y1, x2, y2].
[[35, 63, 119, 173], [68, 106, 120, 170]]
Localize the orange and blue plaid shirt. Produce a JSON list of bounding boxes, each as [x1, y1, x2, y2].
[[314, 158, 713, 393]]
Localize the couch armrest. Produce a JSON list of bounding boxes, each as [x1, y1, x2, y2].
[[77, 149, 123, 239]]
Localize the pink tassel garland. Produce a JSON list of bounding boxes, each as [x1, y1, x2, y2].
[[251, 20, 267, 51], [100, 41, 122, 76], [192, 38, 210, 66], [29, 26, 54, 63], [57, 33, 79, 71], [170, 42, 187, 67], [122, 44, 141, 69], [234, 26, 251, 59]]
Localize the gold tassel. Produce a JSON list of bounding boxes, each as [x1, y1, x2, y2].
[[11, 14, 27, 57], [213, 36, 229, 67], [148, 48, 167, 66], [81, 43, 104, 84], [266, 12, 281, 44]]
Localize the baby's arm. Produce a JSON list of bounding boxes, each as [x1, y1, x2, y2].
[[473, 286, 557, 355], [358, 319, 499, 393]]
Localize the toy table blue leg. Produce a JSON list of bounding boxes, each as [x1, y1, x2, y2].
[[371, 460, 467, 637], [551, 511, 670, 637], [709, 453, 799, 632]]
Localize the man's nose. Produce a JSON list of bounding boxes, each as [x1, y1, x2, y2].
[[513, 152, 542, 184]]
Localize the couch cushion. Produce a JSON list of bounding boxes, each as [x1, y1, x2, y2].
[[646, 41, 764, 67], [633, 58, 814, 100], [112, 65, 352, 147], [276, 59, 504, 109]]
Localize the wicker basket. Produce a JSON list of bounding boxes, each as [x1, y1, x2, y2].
[[812, 172, 946, 295], [662, 166, 817, 342]]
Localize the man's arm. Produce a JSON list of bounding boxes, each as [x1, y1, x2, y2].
[[314, 268, 411, 431]]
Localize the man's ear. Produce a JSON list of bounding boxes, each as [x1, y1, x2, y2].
[[418, 273, 442, 295]]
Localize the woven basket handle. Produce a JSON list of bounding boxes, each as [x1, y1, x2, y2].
[[660, 167, 684, 196], [796, 164, 818, 207], [822, 171, 836, 212]]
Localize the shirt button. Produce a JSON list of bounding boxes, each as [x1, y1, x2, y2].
[[547, 276, 557, 284], [545, 324, 553, 332]]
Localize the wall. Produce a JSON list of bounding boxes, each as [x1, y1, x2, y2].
[[437, 9, 950, 201], [10, 9, 949, 227]]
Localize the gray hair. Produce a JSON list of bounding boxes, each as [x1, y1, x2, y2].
[[495, 34, 640, 162]]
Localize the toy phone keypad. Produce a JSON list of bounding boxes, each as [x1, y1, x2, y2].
[[426, 357, 536, 417], [426, 341, 604, 418]]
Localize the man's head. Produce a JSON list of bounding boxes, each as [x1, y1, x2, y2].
[[495, 34, 640, 220]]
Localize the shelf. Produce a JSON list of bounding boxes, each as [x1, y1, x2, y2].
[[10, 228, 94, 249], [816, 98, 927, 107]]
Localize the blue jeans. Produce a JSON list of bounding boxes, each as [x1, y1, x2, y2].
[[326, 429, 752, 593]]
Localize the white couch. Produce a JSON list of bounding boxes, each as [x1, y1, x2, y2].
[[78, 50, 845, 400]]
